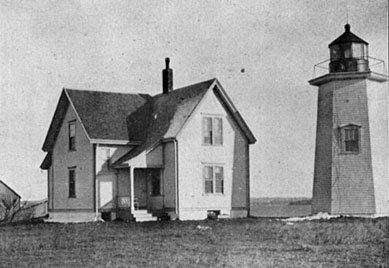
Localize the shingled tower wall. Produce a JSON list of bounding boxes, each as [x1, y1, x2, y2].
[[309, 25, 389, 216]]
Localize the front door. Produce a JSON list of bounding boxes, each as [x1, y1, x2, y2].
[[134, 169, 147, 209], [98, 175, 114, 210], [146, 169, 163, 211]]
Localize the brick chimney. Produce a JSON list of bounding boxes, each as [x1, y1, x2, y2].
[[162, 57, 173, 94]]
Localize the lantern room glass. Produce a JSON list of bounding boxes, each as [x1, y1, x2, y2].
[[330, 45, 341, 60], [343, 44, 351, 58], [330, 43, 368, 60]]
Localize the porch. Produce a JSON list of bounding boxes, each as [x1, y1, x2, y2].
[[98, 167, 169, 222]]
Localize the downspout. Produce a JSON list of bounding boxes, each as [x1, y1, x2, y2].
[[51, 157, 54, 211], [246, 142, 250, 217], [162, 143, 165, 209], [94, 144, 103, 222], [174, 139, 179, 216]]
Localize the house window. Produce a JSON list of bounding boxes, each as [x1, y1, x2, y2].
[[203, 165, 224, 194], [341, 125, 360, 153], [69, 121, 76, 151], [68, 168, 76, 198], [202, 116, 223, 145]]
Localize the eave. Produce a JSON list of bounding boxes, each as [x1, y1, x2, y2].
[[40, 153, 52, 170], [213, 79, 257, 144], [90, 139, 142, 146], [309, 71, 389, 86]]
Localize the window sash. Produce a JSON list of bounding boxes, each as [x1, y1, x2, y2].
[[215, 166, 224, 193], [202, 116, 223, 145], [205, 180, 213, 194], [69, 122, 76, 151], [204, 166, 213, 193], [345, 129, 358, 141], [69, 123, 75, 137], [343, 127, 360, 153], [203, 117, 212, 145], [345, 140, 359, 152], [214, 118, 223, 145], [203, 165, 223, 194], [69, 169, 76, 198]]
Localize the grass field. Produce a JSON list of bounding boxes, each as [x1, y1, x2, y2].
[[251, 198, 312, 218], [0, 217, 388, 267]]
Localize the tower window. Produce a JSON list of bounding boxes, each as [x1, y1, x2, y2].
[[340, 125, 361, 153]]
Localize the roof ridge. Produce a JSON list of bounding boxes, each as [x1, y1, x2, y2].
[[174, 78, 217, 91], [64, 88, 150, 97], [63, 78, 217, 97], [151, 78, 217, 98]]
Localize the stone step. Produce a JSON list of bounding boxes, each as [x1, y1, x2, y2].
[[133, 210, 158, 222], [133, 209, 149, 215], [135, 216, 158, 222], [133, 213, 154, 218], [152, 211, 170, 221]]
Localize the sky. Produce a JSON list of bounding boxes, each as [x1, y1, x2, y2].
[[0, 0, 388, 200]]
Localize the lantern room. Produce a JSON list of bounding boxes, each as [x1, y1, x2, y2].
[[329, 24, 369, 73]]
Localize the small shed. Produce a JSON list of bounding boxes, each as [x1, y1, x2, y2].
[[0, 179, 21, 221], [22, 199, 48, 220]]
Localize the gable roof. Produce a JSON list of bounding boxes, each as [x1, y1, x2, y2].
[[0, 180, 21, 199], [66, 89, 148, 141], [41, 78, 256, 168], [115, 79, 215, 164], [42, 89, 148, 152], [113, 78, 256, 166]]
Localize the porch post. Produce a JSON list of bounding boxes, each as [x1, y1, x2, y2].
[[130, 167, 135, 213]]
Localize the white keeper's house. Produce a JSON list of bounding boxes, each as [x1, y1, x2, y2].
[[40, 58, 256, 222]]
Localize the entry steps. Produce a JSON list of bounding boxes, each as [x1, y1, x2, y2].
[[133, 209, 171, 222], [133, 209, 157, 222]]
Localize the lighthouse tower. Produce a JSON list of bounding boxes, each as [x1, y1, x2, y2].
[[309, 24, 389, 216]]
